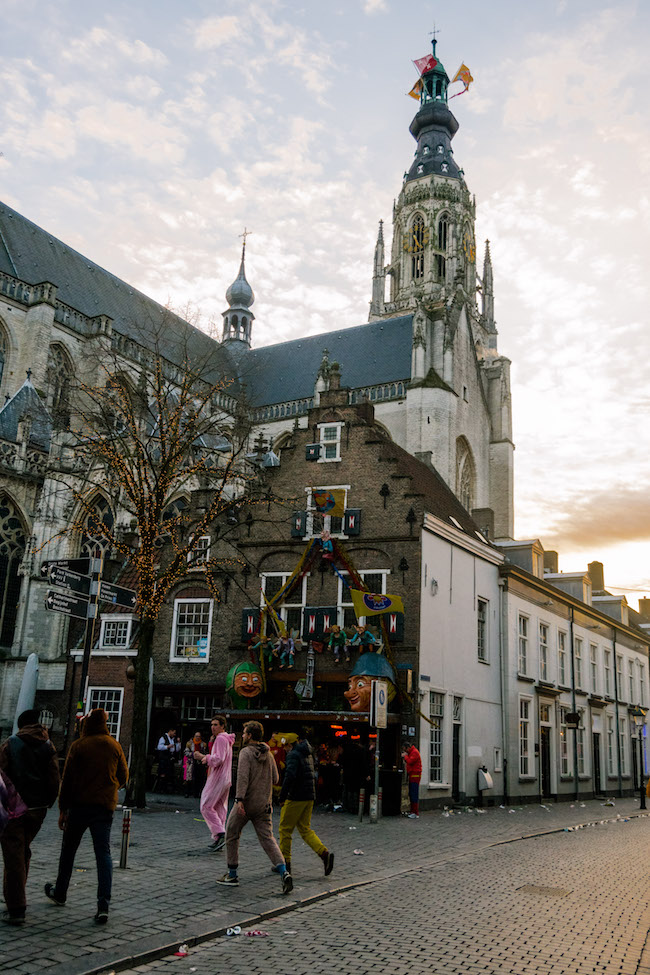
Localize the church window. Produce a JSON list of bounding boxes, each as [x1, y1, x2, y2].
[[411, 215, 425, 280], [79, 495, 114, 560], [436, 214, 448, 282], [0, 327, 7, 392], [46, 344, 73, 430], [417, 165, 424, 175], [0, 495, 26, 649]]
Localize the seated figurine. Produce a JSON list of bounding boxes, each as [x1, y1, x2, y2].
[[276, 634, 296, 669], [251, 635, 278, 671], [327, 624, 350, 665], [349, 624, 380, 653]]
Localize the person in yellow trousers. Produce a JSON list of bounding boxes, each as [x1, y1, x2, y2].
[[277, 729, 334, 877]]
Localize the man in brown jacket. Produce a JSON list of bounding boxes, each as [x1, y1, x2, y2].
[[217, 720, 292, 893], [44, 708, 128, 923], [0, 709, 60, 924]]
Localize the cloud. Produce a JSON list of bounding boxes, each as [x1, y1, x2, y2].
[[362, 0, 388, 13], [192, 15, 243, 50], [62, 27, 167, 68], [532, 485, 650, 550], [75, 101, 186, 164]]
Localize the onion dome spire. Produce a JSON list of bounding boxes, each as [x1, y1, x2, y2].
[[222, 230, 255, 349]]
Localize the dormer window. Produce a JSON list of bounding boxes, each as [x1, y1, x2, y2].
[[417, 164, 424, 175], [441, 162, 449, 174], [422, 145, 430, 155], [437, 144, 444, 154]]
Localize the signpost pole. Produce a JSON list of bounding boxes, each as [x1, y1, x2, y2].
[[77, 556, 103, 715]]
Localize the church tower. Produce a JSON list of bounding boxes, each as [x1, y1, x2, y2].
[[369, 38, 514, 540], [222, 237, 255, 354]]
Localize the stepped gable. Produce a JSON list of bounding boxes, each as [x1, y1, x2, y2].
[[0, 377, 52, 449], [0, 201, 239, 391], [241, 315, 413, 408]]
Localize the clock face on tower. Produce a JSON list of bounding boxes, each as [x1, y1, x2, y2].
[[402, 226, 430, 253]]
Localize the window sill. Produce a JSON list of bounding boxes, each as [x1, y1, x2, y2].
[[478, 658, 490, 665], [518, 775, 537, 782], [169, 656, 210, 664], [426, 782, 450, 790], [71, 649, 137, 658], [517, 674, 536, 683]]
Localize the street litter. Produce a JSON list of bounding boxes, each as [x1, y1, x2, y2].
[[602, 800, 615, 806], [226, 926, 241, 936], [349, 826, 357, 830], [174, 944, 189, 957], [175, 810, 180, 814], [284, 930, 297, 934], [245, 930, 268, 937], [353, 849, 364, 855], [508, 809, 516, 814]]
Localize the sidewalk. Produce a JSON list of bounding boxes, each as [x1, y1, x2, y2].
[[2, 793, 648, 975]]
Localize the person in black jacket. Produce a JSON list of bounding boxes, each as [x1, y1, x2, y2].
[[0, 709, 60, 924], [278, 730, 334, 877]]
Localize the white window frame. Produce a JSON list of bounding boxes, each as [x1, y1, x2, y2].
[[187, 534, 211, 569], [519, 695, 534, 777], [619, 716, 628, 775], [477, 598, 488, 663], [99, 615, 134, 651], [590, 644, 599, 695], [639, 660, 646, 706], [429, 691, 445, 785], [616, 654, 624, 700], [518, 615, 529, 675], [559, 706, 571, 776], [317, 422, 343, 463], [577, 709, 587, 776], [575, 636, 584, 689], [88, 686, 124, 739], [304, 484, 350, 538], [338, 569, 389, 627], [539, 622, 549, 682], [558, 631, 567, 685], [260, 572, 307, 634], [604, 649, 612, 696], [170, 598, 213, 663], [628, 659, 636, 704], [607, 714, 615, 775]]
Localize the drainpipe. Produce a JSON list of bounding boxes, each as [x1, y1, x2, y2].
[[569, 608, 579, 801], [498, 577, 509, 806], [612, 628, 623, 798]]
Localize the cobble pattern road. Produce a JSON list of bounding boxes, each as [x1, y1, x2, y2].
[[2, 794, 649, 975]]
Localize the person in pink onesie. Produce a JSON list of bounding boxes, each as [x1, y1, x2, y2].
[[199, 716, 235, 852]]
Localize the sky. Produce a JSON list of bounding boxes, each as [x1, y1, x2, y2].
[[1, 0, 649, 606]]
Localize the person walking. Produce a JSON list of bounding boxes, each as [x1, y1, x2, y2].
[[155, 726, 180, 793], [217, 720, 292, 893], [0, 709, 60, 925], [44, 708, 128, 924], [199, 715, 235, 851], [401, 740, 422, 819], [278, 731, 333, 877]]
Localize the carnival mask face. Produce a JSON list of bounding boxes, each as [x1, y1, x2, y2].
[[234, 671, 262, 698], [344, 675, 371, 712]]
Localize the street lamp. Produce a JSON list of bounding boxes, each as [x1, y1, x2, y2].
[[630, 706, 647, 810]]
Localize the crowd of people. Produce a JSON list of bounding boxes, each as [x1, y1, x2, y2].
[[0, 709, 422, 927]]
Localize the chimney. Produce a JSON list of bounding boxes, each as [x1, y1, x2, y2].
[[639, 598, 650, 621], [588, 561, 605, 593], [543, 551, 559, 574]]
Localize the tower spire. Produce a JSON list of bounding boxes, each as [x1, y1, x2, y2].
[[482, 239, 494, 328], [222, 232, 255, 351], [368, 219, 386, 321]]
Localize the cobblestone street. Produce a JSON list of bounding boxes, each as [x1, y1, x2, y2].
[[3, 795, 650, 975]]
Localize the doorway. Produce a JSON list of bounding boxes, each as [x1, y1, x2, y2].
[[593, 732, 602, 795], [540, 726, 551, 797]]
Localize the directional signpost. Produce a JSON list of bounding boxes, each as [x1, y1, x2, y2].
[[48, 566, 92, 597], [45, 589, 91, 620], [40, 558, 100, 578], [99, 581, 137, 609]]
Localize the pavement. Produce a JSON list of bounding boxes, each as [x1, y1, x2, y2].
[[2, 793, 650, 975]]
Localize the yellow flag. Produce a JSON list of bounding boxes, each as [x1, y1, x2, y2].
[[349, 589, 405, 619], [451, 63, 473, 89], [312, 488, 346, 518], [407, 79, 423, 101]]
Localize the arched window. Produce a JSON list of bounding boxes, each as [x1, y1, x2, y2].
[[0, 327, 8, 392], [436, 214, 448, 282], [46, 344, 73, 430], [456, 438, 475, 513], [411, 214, 425, 280], [0, 495, 26, 648], [79, 495, 114, 559]]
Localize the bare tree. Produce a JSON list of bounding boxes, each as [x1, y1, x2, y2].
[[42, 316, 262, 807]]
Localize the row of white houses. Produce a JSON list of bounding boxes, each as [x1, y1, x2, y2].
[[416, 521, 649, 806]]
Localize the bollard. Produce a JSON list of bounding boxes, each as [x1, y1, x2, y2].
[[378, 785, 383, 819], [358, 788, 365, 822], [119, 808, 132, 869]]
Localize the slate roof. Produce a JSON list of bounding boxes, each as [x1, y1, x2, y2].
[[0, 201, 239, 391], [0, 378, 52, 449], [239, 316, 414, 408]]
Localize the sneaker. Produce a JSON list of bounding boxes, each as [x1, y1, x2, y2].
[[214, 834, 226, 851], [44, 883, 65, 906], [407, 813, 419, 819], [94, 909, 109, 924], [282, 872, 293, 894], [320, 850, 334, 876], [1, 911, 25, 925], [216, 873, 239, 886]]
